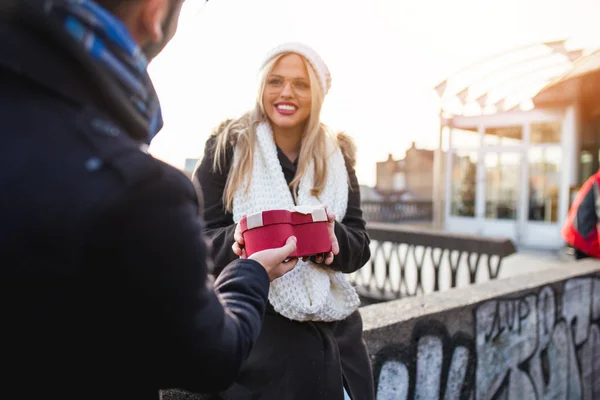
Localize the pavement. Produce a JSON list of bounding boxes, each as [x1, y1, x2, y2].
[[498, 246, 573, 280]]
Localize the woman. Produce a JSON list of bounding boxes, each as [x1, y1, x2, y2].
[[194, 42, 374, 400]]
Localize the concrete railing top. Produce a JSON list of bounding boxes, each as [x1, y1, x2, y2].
[[361, 259, 600, 333]]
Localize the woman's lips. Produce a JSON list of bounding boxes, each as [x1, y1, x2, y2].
[[275, 103, 298, 115]]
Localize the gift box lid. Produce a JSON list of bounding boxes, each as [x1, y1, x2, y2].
[[239, 206, 328, 233]]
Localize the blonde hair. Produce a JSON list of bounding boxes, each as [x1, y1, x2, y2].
[[213, 53, 332, 212]]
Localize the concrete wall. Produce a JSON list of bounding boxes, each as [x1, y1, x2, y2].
[[362, 259, 600, 400]]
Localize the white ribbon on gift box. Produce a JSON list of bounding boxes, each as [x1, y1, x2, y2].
[[246, 212, 264, 230], [291, 205, 328, 222], [245, 205, 327, 230]]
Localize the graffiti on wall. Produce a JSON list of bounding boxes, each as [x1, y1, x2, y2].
[[374, 277, 600, 400]]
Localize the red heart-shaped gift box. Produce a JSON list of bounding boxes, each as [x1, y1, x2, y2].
[[239, 207, 332, 258]]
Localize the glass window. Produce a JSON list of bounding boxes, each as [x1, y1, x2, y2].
[[528, 147, 561, 223], [451, 128, 480, 148], [450, 151, 477, 217], [484, 126, 523, 146], [580, 151, 594, 186], [530, 122, 561, 144], [484, 152, 520, 220], [392, 172, 405, 192]]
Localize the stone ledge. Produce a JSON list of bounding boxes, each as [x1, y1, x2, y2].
[[360, 259, 600, 332]]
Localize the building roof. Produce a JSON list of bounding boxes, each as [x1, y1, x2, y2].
[[533, 49, 600, 107], [436, 40, 600, 116]]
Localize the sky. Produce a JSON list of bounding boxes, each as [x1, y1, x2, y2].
[[147, 0, 600, 187]]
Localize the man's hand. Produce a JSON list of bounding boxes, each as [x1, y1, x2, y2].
[[249, 236, 299, 281]]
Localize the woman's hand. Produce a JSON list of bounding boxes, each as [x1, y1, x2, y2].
[[232, 223, 246, 258], [311, 208, 340, 265]]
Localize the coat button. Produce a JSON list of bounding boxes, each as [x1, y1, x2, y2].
[[85, 157, 103, 171]]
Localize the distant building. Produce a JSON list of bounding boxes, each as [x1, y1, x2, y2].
[[375, 142, 437, 200], [439, 46, 600, 249]]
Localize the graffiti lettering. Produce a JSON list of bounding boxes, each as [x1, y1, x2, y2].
[[374, 276, 600, 400]]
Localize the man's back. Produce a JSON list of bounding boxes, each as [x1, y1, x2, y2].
[[0, 3, 285, 398], [1, 62, 174, 397]]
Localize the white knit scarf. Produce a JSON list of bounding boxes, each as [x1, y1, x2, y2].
[[232, 122, 360, 322]]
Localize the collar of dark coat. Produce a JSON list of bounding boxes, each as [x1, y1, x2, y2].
[[0, 0, 150, 143]]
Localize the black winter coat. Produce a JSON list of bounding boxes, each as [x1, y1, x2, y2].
[[0, 2, 271, 399], [193, 134, 376, 400]]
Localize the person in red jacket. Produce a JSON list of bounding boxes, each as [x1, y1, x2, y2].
[[562, 169, 600, 259]]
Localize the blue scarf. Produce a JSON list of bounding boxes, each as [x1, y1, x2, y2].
[[51, 0, 163, 143]]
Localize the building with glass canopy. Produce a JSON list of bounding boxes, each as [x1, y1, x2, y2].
[[435, 41, 600, 249]]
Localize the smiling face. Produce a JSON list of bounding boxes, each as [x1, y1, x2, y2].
[[262, 53, 313, 131]]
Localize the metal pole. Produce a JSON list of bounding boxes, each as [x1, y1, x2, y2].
[[432, 109, 445, 229]]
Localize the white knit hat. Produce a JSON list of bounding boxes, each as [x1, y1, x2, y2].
[[260, 42, 332, 96]]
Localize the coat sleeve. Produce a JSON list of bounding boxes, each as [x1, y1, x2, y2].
[[327, 158, 371, 274], [85, 169, 269, 394], [192, 135, 239, 276]]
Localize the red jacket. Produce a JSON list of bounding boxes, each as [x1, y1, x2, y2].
[[562, 170, 600, 258]]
